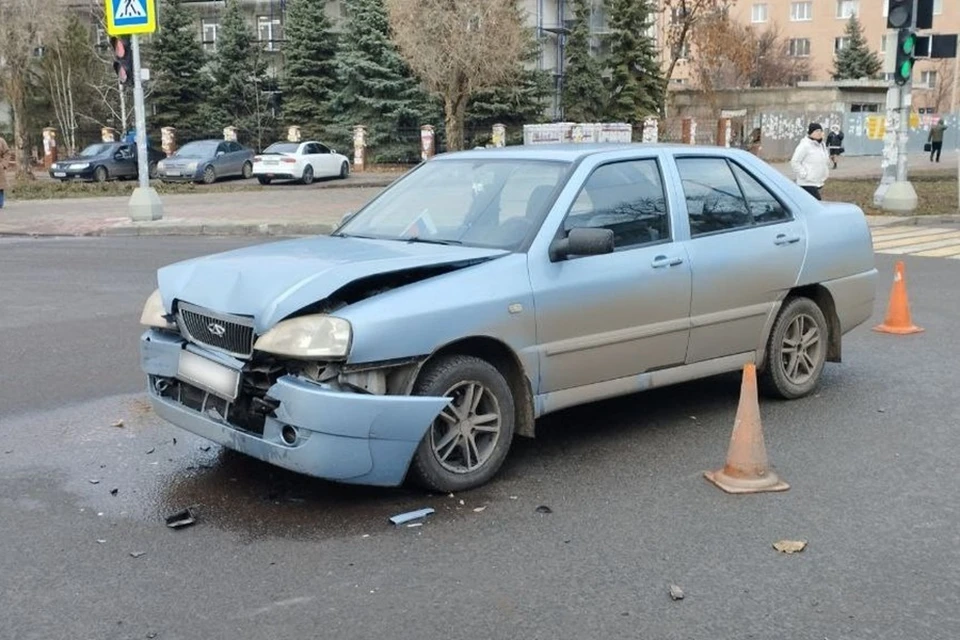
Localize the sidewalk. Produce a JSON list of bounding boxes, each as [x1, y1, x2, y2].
[[0, 153, 956, 238]]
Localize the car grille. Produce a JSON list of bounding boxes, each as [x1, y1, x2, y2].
[[177, 301, 255, 359]]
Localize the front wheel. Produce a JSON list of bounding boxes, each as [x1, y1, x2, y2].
[[201, 165, 216, 184], [339, 161, 349, 179], [93, 166, 108, 183], [760, 296, 829, 400], [408, 355, 516, 492], [148, 162, 158, 179], [241, 161, 253, 179]]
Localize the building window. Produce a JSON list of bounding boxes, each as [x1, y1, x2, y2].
[[790, 2, 812, 21], [836, 0, 859, 19], [835, 37, 851, 51], [788, 38, 811, 57], [751, 3, 768, 22], [880, 34, 888, 56], [934, 0, 942, 14], [258, 15, 282, 51], [201, 19, 218, 52], [850, 103, 880, 112], [921, 71, 938, 88]]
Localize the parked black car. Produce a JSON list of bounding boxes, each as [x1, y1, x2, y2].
[[49, 142, 166, 183]]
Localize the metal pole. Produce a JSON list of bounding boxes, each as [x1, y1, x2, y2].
[[131, 34, 148, 190], [953, 51, 959, 212], [119, 78, 127, 131], [896, 80, 910, 183]]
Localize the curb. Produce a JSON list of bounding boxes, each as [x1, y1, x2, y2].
[[96, 221, 336, 237]]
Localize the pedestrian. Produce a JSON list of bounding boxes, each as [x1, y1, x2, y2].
[[826, 124, 845, 169], [790, 122, 830, 201], [0, 134, 12, 209], [927, 118, 947, 163]]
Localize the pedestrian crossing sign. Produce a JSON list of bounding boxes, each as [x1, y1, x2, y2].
[[105, 0, 157, 36]]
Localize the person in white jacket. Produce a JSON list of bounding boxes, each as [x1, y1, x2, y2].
[[790, 122, 830, 201]]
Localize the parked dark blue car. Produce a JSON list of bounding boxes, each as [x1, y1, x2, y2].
[[49, 142, 165, 182]]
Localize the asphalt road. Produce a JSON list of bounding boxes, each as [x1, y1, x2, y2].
[[1, 237, 959, 640]]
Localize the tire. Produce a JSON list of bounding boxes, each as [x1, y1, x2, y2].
[[408, 355, 516, 492], [202, 165, 216, 184], [148, 162, 158, 180], [241, 161, 253, 179], [339, 161, 349, 179], [93, 166, 108, 183], [301, 164, 314, 185], [257, 176, 272, 185], [760, 296, 829, 400]]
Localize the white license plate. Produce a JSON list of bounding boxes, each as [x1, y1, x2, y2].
[[265, 160, 278, 166], [166, 169, 181, 176], [177, 350, 241, 401], [54, 172, 66, 177]]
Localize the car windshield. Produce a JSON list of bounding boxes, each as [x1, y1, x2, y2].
[[80, 144, 113, 157], [263, 142, 299, 154], [175, 141, 218, 158], [336, 158, 570, 251]]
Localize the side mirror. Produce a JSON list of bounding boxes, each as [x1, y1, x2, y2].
[[549, 227, 615, 262], [216, 151, 225, 158]]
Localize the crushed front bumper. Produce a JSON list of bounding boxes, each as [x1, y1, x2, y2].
[[140, 329, 449, 487]]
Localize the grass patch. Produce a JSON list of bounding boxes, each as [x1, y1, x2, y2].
[[823, 171, 958, 216], [8, 178, 266, 201]]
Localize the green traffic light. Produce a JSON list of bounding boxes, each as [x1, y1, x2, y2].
[[903, 37, 915, 54], [900, 60, 912, 77]]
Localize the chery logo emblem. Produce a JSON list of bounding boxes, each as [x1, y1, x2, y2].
[[207, 322, 227, 337]]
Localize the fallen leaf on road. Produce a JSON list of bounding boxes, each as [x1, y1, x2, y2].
[[145, 447, 155, 455], [472, 506, 486, 513], [773, 540, 808, 554], [111, 419, 124, 428], [669, 585, 684, 600]]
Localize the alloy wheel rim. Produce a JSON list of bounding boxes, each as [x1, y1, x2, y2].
[[780, 313, 822, 385], [430, 380, 502, 474]]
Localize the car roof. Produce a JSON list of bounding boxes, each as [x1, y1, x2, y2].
[[431, 143, 753, 163]]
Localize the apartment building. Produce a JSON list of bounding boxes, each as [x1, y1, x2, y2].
[[716, 0, 957, 109]]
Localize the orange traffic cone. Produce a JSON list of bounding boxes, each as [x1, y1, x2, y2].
[[873, 261, 924, 335], [704, 363, 790, 494]]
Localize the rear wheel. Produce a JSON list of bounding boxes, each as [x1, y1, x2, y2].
[[760, 296, 829, 399], [148, 161, 158, 180], [241, 161, 253, 179], [257, 176, 272, 185], [301, 164, 314, 185], [408, 355, 515, 492]]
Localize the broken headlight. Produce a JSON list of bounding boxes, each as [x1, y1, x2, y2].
[[140, 289, 176, 330], [254, 315, 352, 360]]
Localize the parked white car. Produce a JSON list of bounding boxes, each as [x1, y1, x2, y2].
[[252, 141, 351, 185]]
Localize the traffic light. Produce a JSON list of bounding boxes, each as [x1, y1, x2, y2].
[[894, 29, 917, 86], [110, 35, 133, 86], [886, 0, 914, 30]]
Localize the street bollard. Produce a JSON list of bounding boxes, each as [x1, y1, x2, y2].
[[420, 125, 435, 161], [287, 126, 301, 143], [353, 125, 366, 172], [223, 126, 238, 142], [42, 128, 58, 169], [101, 127, 117, 143], [161, 127, 177, 157]]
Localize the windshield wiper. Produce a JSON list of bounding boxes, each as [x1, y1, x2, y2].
[[403, 237, 463, 246]]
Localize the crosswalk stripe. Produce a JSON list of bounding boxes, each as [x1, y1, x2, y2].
[[873, 231, 960, 249], [871, 228, 956, 241], [883, 237, 960, 254], [913, 245, 960, 258]]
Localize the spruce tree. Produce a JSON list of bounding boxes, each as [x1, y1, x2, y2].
[[561, 0, 608, 122], [833, 16, 882, 80], [280, 0, 338, 139], [206, 0, 273, 147], [605, 0, 663, 122], [330, 0, 434, 163], [147, 0, 207, 140]]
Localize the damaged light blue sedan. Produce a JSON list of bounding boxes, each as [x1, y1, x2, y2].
[[139, 144, 877, 492]]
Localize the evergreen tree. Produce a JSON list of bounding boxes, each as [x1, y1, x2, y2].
[[833, 16, 882, 80], [561, 0, 608, 122], [280, 0, 338, 138], [147, 0, 207, 140], [605, 0, 663, 122], [465, 18, 551, 146], [206, 0, 273, 147], [330, 0, 434, 163]]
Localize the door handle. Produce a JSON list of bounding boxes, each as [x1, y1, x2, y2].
[[774, 233, 801, 246], [651, 255, 684, 268]]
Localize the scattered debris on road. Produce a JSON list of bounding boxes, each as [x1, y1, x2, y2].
[[110, 488, 119, 496], [773, 540, 808, 554], [130, 551, 146, 558], [111, 419, 124, 428], [389, 508, 435, 526], [96, 539, 106, 544], [535, 505, 553, 514], [406, 523, 423, 528], [472, 506, 487, 513], [88, 479, 100, 485], [145, 447, 155, 455], [199, 445, 211, 452], [165, 509, 196, 530], [669, 585, 685, 601]]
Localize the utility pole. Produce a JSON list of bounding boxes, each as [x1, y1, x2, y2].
[[119, 77, 127, 132], [954, 51, 959, 212], [881, 0, 920, 213]]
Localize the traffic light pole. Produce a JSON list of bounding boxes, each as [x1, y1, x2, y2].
[[127, 34, 163, 221]]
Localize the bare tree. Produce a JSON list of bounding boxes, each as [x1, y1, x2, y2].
[[385, 0, 527, 151], [923, 59, 955, 114], [0, 0, 63, 178], [661, 0, 736, 107]]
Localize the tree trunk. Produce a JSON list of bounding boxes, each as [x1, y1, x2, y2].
[[10, 79, 34, 181], [443, 93, 468, 152]]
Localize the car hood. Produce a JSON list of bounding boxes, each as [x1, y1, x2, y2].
[[59, 153, 109, 164], [157, 235, 509, 333]]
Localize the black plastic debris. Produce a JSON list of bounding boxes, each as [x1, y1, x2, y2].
[[130, 551, 146, 558], [145, 447, 156, 455], [535, 505, 553, 514], [110, 488, 119, 496], [199, 445, 211, 452], [165, 509, 196, 529]]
